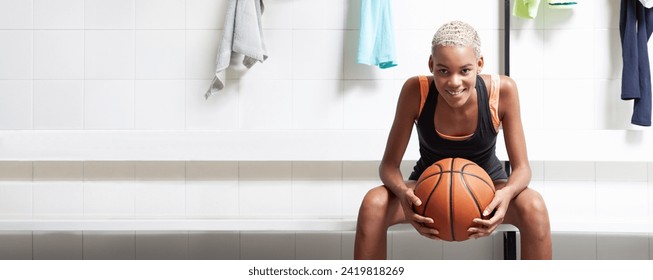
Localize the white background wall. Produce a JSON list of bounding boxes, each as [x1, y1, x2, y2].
[[0, 0, 652, 259]]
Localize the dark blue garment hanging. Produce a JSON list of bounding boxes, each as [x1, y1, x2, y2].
[[620, 0, 653, 126]]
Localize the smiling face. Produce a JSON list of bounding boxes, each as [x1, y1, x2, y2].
[[429, 45, 484, 109], [428, 21, 484, 109]]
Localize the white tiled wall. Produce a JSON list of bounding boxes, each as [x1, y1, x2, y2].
[[0, 0, 652, 260], [0, 0, 636, 131]]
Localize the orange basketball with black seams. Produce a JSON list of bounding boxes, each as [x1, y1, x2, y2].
[[412, 158, 495, 242]]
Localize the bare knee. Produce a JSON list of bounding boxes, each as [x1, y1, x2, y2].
[[510, 189, 550, 236], [358, 186, 391, 219], [519, 190, 548, 217], [357, 185, 402, 229]]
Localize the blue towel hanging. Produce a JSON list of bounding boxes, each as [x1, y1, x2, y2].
[[357, 0, 397, 69], [620, 0, 653, 126]]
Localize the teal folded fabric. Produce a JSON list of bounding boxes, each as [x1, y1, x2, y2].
[[547, 0, 578, 9], [357, 0, 397, 69]]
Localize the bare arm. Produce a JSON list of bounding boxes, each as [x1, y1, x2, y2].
[[470, 75, 531, 237], [496, 75, 531, 198], [378, 77, 420, 196], [379, 76, 438, 238]]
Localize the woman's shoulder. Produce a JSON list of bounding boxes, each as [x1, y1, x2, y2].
[[404, 75, 426, 85], [479, 74, 520, 120], [395, 76, 428, 120], [399, 75, 429, 95], [479, 74, 517, 95]]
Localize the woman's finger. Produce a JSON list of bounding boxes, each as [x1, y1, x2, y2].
[[412, 222, 439, 238], [482, 197, 502, 218], [412, 212, 434, 224], [405, 189, 422, 207], [467, 222, 499, 239]]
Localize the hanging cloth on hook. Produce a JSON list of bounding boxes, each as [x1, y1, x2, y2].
[[640, 0, 653, 8], [205, 0, 267, 100], [357, 0, 397, 69], [620, 0, 653, 126], [513, 0, 541, 19]]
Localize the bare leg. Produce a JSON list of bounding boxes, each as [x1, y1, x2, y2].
[[354, 183, 413, 260], [502, 183, 552, 260], [355, 182, 552, 260]]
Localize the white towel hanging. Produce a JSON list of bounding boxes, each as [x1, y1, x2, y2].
[[206, 0, 267, 100]]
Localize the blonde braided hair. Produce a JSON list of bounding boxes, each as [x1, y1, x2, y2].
[[432, 21, 482, 59]]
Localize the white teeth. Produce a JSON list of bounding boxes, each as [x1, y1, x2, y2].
[[446, 89, 464, 96]]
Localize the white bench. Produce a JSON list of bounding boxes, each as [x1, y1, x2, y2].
[[3, 217, 653, 234], [0, 129, 652, 258]]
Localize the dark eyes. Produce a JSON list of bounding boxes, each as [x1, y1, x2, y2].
[[437, 69, 472, 75]]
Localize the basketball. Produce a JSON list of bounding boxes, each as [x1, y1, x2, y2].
[[412, 158, 496, 241]]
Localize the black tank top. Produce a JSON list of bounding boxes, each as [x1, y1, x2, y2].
[[408, 75, 508, 181]]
